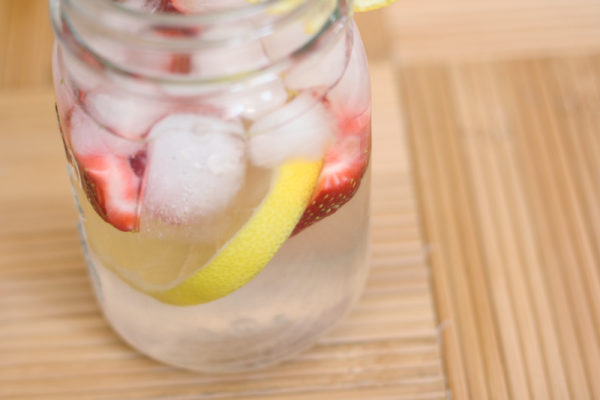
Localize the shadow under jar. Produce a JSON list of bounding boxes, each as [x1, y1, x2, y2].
[[50, 0, 372, 372]]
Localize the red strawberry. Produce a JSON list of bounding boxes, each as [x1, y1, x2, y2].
[[292, 110, 371, 235], [77, 153, 143, 232], [168, 53, 192, 74], [153, 22, 199, 75]]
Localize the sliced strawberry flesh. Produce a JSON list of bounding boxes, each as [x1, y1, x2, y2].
[[292, 109, 371, 236], [169, 53, 193, 74], [78, 154, 142, 232], [69, 108, 145, 232]]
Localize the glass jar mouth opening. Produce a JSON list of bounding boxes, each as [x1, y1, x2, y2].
[[58, 0, 350, 46], [93, 0, 312, 24], [51, 0, 352, 86]]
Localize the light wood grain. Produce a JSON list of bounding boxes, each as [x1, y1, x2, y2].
[[3, 0, 600, 399], [399, 56, 600, 399], [0, 0, 53, 90], [383, 0, 600, 64]]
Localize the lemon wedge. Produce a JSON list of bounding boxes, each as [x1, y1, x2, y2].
[[353, 0, 397, 12], [247, 0, 396, 34], [151, 159, 322, 306]]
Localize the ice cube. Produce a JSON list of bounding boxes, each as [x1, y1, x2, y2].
[[261, 0, 335, 62], [69, 105, 143, 158], [208, 75, 289, 120], [193, 44, 267, 80], [262, 19, 310, 63], [248, 92, 336, 167], [143, 114, 246, 223], [190, 32, 268, 80], [85, 90, 168, 139], [326, 23, 370, 119], [284, 29, 348, 91]]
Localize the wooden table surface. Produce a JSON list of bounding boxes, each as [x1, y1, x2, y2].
[[1, 1, 600, 399]]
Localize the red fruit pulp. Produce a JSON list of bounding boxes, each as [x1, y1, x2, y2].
[[292, 109, 371, 236], [77, 154, 142, 232]]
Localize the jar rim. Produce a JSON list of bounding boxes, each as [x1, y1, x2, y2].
[[93, 0, 306, 23], [51, 0, 352, 86], [60, 0, 351, 38]]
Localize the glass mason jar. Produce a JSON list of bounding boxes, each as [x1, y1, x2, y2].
[[50, 0, 371, 372]]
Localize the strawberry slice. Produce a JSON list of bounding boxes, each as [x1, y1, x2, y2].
[[292, 110, 371, 235], [77, 153, 143, 232]]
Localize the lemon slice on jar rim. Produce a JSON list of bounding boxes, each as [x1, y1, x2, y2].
[[353, 0, 398, 12], [247, 0, 397, 34]]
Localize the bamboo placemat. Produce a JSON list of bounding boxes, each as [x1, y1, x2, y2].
[[0, 62, 447, 399], [399, 55, 600, 399], [3, 0, 600, 399]]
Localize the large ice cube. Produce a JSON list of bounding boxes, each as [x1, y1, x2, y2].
[[248, 92, 336, 168], [262, 19, 310, 63], [192, 44, 267, 80], [190, 28, 268, 80], [326, 23, 370, 119], [284, 29, 348, 92], [69, 105, 143, 157], [85, 90, 168, 139], [261, 0, 335, 62], [208, 76, 289, 121], [143, 114, 246, 224]]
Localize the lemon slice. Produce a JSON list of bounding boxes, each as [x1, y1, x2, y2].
[[150, 159, 322, 306], [353, 0, 397, 12], [247, 0, 396, 34]]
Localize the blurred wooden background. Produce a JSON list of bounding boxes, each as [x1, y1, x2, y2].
[[2, 0, 600, 399]]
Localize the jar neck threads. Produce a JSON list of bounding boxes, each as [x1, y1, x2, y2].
[[50, 0, 353, 84]]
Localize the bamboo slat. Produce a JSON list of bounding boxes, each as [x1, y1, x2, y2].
[[399, 55, 600, 399]]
